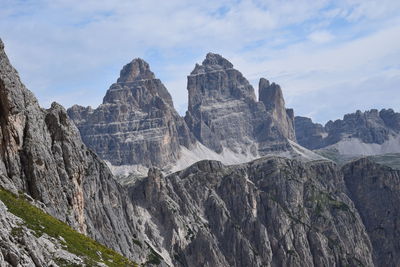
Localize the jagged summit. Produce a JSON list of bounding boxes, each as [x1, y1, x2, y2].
[[68, 57, 194, 167], [117, 58, 155, 83], [185, 52, 297, 155], [258, 78, 284, 109], [202, 52, 233, 68], [191, 52, 234, 75], [259, 78, 296, 141], [103, 58, 174, 108], [295, 108, 400, 157]]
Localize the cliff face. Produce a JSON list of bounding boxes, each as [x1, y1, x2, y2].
[[295, 109, 400, 154], [68, 58, 194, 168], [294, 117, 326, 150], [69, 52, 303, 175], [343, 155, 400, 267], [129, 157, 374, 267], [4, 38, 400, 267], [258, 78, 296, 142], [184, 53, 296, 158], [0, 39, 162, 264]]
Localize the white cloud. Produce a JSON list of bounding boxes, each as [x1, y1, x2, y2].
[[0, 0, 399, 123], [308, 30, 334, 43]]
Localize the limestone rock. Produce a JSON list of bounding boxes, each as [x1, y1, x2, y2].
[[0, 38, 163, 265], [68, 58, 194, 168], [129, 157, 374, 267], [0, 199, 85, 266], [258, 78, 296, 141], [343, 155, 400, 266], [185, 53, 296, 157], [294, 116, 326, 150], [295, 109, 400, 160]]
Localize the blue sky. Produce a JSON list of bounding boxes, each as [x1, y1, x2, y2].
[[1, 0, 399, 124]]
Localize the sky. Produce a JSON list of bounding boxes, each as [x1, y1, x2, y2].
[[1, 0, 399, 124]]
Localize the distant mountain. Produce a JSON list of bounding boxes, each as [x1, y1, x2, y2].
[[295, 109, 400, 161], [185, 53, 296, 155], [67, 58, 195, 170], [3, 37, 400, 267], [69, 53, 321, 177]]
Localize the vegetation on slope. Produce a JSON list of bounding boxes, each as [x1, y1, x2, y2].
[[0, 187, 137, 267]]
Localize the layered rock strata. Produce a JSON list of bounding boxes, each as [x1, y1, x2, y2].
[[184, 53, 296, 158], [68, 58, 194, 168], [295, 109, 400, 152]]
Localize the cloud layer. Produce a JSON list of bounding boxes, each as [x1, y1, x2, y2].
[[1, 0, 399, 123]]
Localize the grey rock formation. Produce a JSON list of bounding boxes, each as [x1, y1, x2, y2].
[[259, 78, 296, 141], [343, 155, 400, 266], [128, 157, 374, 267], [295, 109, 400, 151], [68, 58, 194, 168], [294, 116, 326, 150], [0, 38, 164, 265], [184, 53, 296, 157], [5, 38, 400, 267]]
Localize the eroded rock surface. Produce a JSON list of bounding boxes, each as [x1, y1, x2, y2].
[[184, 53, 296, 157], [0, 200, 85, 267], [295, 109, 400, 151], [129, 157, 374, 267], [343, 155, 400, 267], [68, 58, 194, 168], [0, 38, 163, 265]]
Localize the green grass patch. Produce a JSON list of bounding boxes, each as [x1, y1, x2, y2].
[[0, 187, 137, 267]]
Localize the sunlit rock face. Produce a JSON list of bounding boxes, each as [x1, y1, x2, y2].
[[184, 53, 296, 157], [68, 58, 195, 168]]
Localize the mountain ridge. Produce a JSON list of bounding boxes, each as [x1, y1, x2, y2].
[[2, 38, 400, 266]]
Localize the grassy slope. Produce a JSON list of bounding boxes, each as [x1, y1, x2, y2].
[[0, 187, 137, 267]]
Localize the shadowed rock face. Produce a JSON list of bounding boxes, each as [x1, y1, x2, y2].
[[185, 53, 296, 156], [7, 38, 400, 267], [68, 58, 194, 167], [0, 39, 163, 264], [294, 117, 327, 150], [259, 78, 296, 141], [129, 157, 374, 267], [295, 109, 400, 150], [343, 156, 400, 267]]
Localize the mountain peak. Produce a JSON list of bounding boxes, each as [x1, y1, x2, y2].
[[203, 52, 233, 68], [117, 58, 155, 83], [191, 53, 234, 75]]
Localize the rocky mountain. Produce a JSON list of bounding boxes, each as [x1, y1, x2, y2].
[[68, 58, 194, 169], [69, 52, 315, 176], [184, 53, 296, 157], [0, 38, 168, 265], [295, 109, 400, 160], [3, 37, 400, 267], [128, 157, 374, 266], [343, 154, 400, 267]]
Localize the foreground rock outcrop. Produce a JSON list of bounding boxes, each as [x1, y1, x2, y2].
[[129, 157, 374, 266], [0, 38, 164, 265], [343, 154, 400, 267]]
